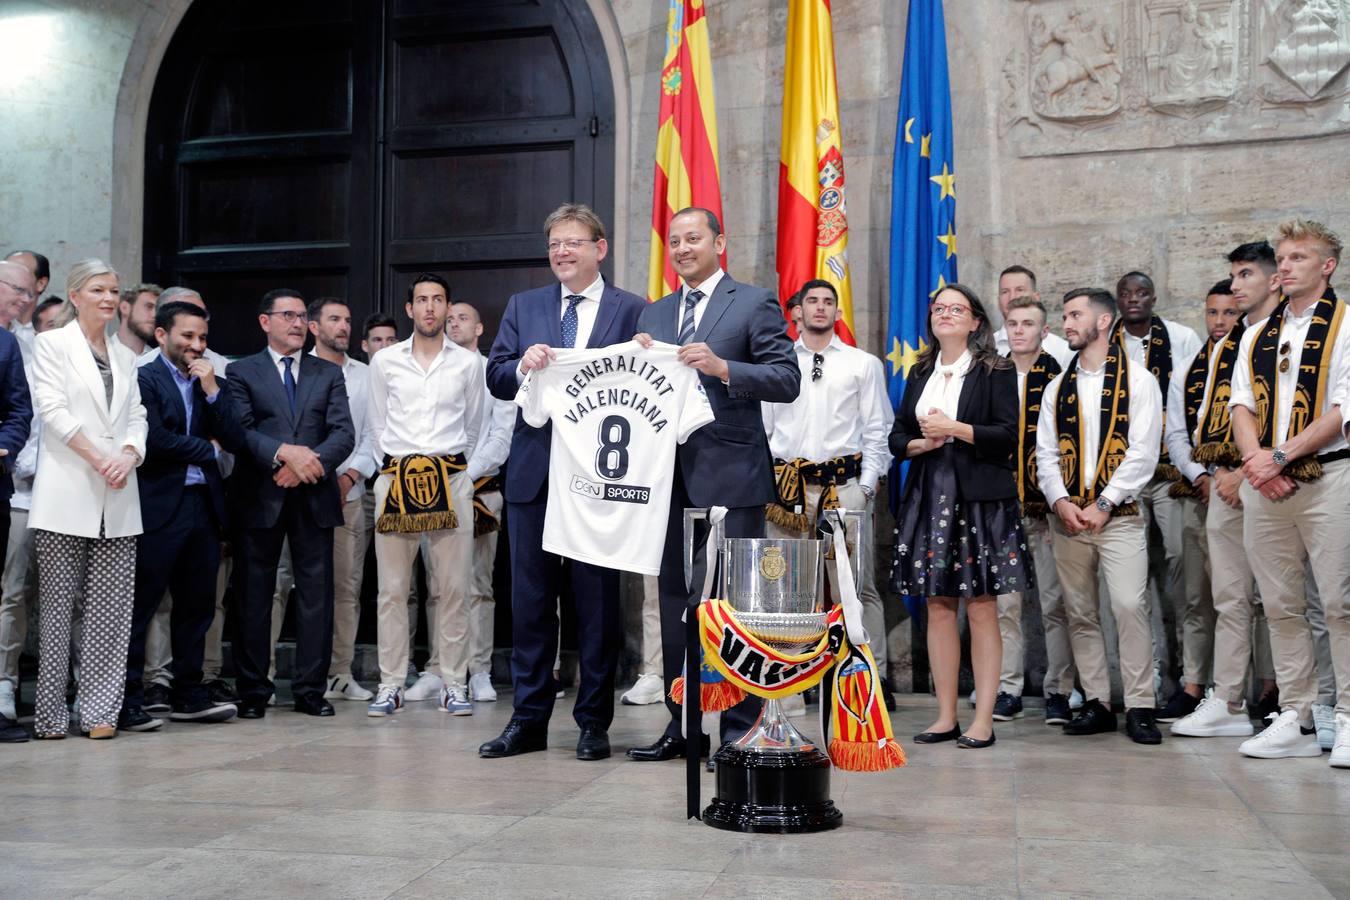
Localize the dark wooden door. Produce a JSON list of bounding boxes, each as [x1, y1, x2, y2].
[[144, 0, 615, 356]]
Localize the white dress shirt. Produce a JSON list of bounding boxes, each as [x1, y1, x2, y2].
[[1036, 356, 1163, 508], [314, 351, 377, 501], [12, 321, 34, 366], [562, 274, 606, 350], [1230, 302, 1350, 453], [915, 349, 971, 424], [995, 327, 1073, 369], [368, 335, 484, 459], [761, 335, 890, 489], [1120, 318, 1203, 382], [679, 268, 726, 335], [1165, 346, 1206, 484], [11, 355, 42, 512], [266, 346, 304, 386], [467, 352, 514, 480]]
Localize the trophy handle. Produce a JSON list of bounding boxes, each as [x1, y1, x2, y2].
[[683, 507, 727, 597]]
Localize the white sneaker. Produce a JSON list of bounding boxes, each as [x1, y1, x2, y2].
[[367, 684, 404, 717], [1171, 696, 1255, 737], [469, 672, 497, 702], [781, 694, 806, 718], [0, 682, 14, 720], [403, 671, 444, 702], [1069, 689, 1084, 710], [1331, 713, 1350, 768], [621, 673, 665, 706], [1238, 710, 1323, 759], [439, 686, 473, 716], [1313, 703, 1336, 751], [324, 674, 373, 702]]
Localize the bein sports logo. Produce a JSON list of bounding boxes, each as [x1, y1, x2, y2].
[[570, 475, 650, 505]]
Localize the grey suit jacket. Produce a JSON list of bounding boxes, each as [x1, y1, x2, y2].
[[637, 274, 799, 508]]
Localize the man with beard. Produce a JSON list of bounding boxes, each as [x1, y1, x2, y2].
[[365, 275, 484, 719], [114, 283, 162, 357], [1113, 271, 1202, 707], [1036, 288, 1164, 744]]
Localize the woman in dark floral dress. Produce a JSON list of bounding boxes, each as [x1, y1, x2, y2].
[[890, 283, 1030, 748]]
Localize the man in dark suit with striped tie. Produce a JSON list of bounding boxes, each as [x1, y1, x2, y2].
[[481, 204, 645, 760]]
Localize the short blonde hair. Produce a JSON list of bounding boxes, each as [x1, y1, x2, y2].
[[543, 203, 606, 241], [60, 258, 120, 326], [1276, 218, 1343, 262]]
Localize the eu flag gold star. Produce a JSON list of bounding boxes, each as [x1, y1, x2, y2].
[[904, 117, 915, 144], [929, 162, 955, 201], [887, 336, 925, 377], [928, 274, 949, 300], [936, 225, 957, 259], [920, 133, 932, 158]]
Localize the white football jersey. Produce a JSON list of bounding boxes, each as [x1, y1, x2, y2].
[[516, 340, 714, 575]]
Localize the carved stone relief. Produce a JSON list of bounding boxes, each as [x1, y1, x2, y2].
[[1028, 5, 1124, 120], [1146, 0, 1238, 113], [1258, 0, 1350, 100]]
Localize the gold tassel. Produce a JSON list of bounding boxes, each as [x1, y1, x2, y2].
[[1156, 463, 1182, 482], [1168, 481, 1199, 499], [764, 503, 811, 533], [1287, 457, 1324, 483], [377, 510, 459, 535], [1191, 441, 1240, 467], [829, 738, 907, 772]]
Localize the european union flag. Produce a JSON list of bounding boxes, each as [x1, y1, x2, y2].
[[886, 0, 957, 512]]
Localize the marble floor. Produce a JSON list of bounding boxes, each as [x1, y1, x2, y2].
[[0, 689, 1347, 899]]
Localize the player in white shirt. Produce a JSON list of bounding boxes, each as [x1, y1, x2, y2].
[[366, 274, 484, 719], [761, 279, 891, 709], [4, 250, 49, 362], [993, 265, 1072, 369]]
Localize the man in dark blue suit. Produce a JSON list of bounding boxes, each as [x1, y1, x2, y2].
[[628, 207, 800, 761], [480, 204, 645, 760], [121, 301, 246, 731], [226, 289, 355, 718], [0, 259, 32, 743]]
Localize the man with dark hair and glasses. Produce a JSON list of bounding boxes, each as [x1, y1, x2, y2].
[[761, 278, 891, 707]]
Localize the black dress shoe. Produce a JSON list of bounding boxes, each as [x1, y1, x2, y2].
[[237, 702, 267, 720], [293, 695, 335, 717], [203, 679, 239, 705], [1156, 690, 1201, 724], [913, 725, 961, 744], [1125, 707, 1162, 745], [480, 719, 548, 758], [1063, 698, 1117, 735], [956, 732, 996, 749], [0, 713, 30, 743], [627, 733, 710, 761], [576, 726, 610, 760]]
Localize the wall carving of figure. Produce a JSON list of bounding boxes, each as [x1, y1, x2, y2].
[[1029, 6, 1123, 120], [1146, 0, 1237, 111]]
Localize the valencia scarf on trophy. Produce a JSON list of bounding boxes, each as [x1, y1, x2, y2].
[[1016, 351, 1062, 518], [376, 453, 467, 533], [1055, 344, 1139, 516]]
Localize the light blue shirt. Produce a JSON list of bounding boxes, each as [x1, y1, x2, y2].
[[159, 354, 217, 487]]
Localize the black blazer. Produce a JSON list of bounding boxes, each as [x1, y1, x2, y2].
[[136, 356, 247, 534], [888, 359, 1018, 502], [225, 350, 355, 530]]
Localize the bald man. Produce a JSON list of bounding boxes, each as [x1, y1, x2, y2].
[[3, 251, 48, 356]]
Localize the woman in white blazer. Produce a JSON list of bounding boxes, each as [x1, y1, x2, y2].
[[29, 259, 147, 739]]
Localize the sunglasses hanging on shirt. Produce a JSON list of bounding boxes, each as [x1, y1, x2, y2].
[[812, 352, 824, 382]]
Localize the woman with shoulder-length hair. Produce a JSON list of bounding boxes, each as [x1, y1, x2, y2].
[[29, 259, 147, 739], [889, 283, 1029, 749]]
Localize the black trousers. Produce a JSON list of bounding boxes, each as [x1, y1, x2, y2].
[[125, 487, 220, 710], [658, 467, 765, 741], [234, 496, 335, 704], [506, 494, 622, 730]]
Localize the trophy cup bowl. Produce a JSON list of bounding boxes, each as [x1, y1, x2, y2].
[[702, 538, 843, 833]]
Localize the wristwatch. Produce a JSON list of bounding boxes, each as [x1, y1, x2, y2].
[[860, 484, 876, 502], [1094, 496, 1114, 513], [1272, 447, 1289, 467]]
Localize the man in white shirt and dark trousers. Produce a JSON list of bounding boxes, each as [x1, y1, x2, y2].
[[1036, 288, 1164, 745], [366, 274, 484, 718], [448, 300, 514, 702], [761, 279, 890, 706]]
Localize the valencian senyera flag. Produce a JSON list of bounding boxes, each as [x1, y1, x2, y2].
[[648, 0, 727, 302], [776, 0, 856, 344]]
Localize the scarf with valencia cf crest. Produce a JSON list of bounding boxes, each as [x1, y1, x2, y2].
[[377, 453, 466, 533], [1249, 291, 1345, 482], [1055, 342, 1139, 516], [1112, 315, 1176, 482], [1170, 323, 1247, 498], [1015, 351, 1061, 518]]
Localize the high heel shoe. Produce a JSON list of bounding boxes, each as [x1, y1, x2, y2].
[[956, 732, 996, 749], [913, 724, 962, 744]]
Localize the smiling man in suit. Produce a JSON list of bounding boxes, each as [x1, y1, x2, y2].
[[479, 204, 645, 761], [120, 301, 246, 731], [628, 206, 801, 762], [226, 289, 355, 719]]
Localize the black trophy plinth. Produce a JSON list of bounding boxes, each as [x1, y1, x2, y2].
[[702, 745, 843, 833]]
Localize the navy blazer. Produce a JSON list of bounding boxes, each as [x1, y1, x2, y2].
[[486, 281, 646, 504], [225, 350, 355, 530], [888, 358, 1019, 503], [136, 356, 247, 534], [637, 274, 799, 508], [0, 329, 31, 500]]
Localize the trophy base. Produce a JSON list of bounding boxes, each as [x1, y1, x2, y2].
[[702, 745, 843, 834]]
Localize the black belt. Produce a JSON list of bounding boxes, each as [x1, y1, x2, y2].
[[1317, 448, 1350, 465], [380, 452, 467, 469], [773, 455, 861, 486]]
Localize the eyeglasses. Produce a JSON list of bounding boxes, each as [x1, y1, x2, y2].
[[1279, 340, 1291, 373], [0, 279, 34, 300], [931, 304, 972, 319], [267, 310, 308, 323], [547, 238, 597, 254], [812, 352, 824, 382]]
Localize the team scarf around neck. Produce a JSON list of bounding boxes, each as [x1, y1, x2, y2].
[[1169, 322, 1249, 502], [670, 512, 906, 773], [1016, 350, 1062, 518], [1249, 293, 1346, 482], [377, 453, 466, 533], [1056, 342, 1139, 516], [472, 473, 503, 537], [1113, 315, 1175, 481]]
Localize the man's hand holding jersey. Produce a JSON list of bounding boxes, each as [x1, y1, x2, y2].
[[633, 332, 729, 383]]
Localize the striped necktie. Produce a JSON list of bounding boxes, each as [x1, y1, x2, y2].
[[677, 290, 703, 345]]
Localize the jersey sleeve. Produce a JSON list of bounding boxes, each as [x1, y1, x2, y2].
[[677, 375, 715, 443], [515, 368, 551, 428]]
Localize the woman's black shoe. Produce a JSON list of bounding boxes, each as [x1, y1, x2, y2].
[[956, 732, 996, 749], [913, 724, 961, 743]]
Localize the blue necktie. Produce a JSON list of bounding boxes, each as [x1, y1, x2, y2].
[[677, 290, 703, 345], [560, 294, 584, 349], [282, 356, 297, 414]]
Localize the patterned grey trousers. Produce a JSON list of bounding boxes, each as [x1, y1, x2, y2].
[[33, 528, 136, 735]]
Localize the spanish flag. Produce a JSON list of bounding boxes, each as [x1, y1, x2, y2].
[[647, 0, 727, 302], [776, 0, 855, 344]]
